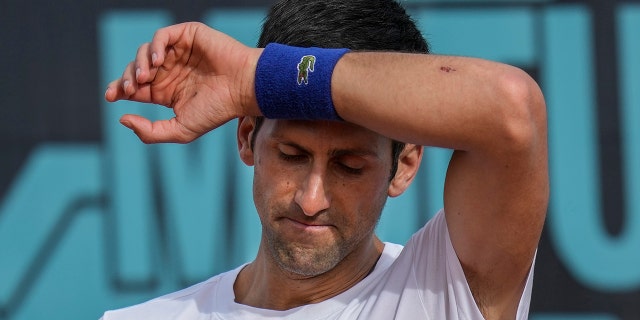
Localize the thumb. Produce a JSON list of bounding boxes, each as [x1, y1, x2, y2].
[[120, 114, 200, 144]]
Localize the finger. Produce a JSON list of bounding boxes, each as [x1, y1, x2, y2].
[[148, 26, 172, 67], [105, 78, 123, 102], [105, 78, 154, 105], [134, 42, 156, 83], [106, 80, 158, 105], [107, 61, 139, 101], [105, 61, 139, 102], [149, 22, 201, 67], [120, 114, 201, 144], [123, 60, 141, 97]]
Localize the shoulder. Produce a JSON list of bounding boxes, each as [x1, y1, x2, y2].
[[101, 266, 243, 320], [384, 209, 450, 279], [396, 209, 534, 319], [363, 210, 484, 318], [404, 209, 448, 256]]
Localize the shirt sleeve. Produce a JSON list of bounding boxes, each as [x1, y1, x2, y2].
[[405, 209, 535, 320]]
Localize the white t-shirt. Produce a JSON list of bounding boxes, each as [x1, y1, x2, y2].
[[101, 210, 534, 320]]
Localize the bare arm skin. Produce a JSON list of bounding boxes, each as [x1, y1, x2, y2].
[[333, 52, 549, 319], [106, 22, 548, 319]]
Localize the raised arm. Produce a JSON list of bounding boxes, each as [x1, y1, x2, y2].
[[106, 22, 548, 319], [332, 52, 549, 318]]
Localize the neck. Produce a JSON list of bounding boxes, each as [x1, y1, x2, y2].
[[234, 235, 384, 310]]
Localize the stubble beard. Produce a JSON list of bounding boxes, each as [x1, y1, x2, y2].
[[264, 227, 349, 277]]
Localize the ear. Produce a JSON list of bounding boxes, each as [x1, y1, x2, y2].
[[388, 144, 423, 197], [237, 117, 256, 166]]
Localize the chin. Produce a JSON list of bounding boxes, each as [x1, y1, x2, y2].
[[271, 241, 345, 277]]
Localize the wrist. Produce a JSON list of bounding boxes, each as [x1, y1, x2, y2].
[[238, 48, 264, 118], [254, 43, 349, 120]]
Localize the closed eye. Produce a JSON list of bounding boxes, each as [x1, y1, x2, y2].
[[336, 162, 363, 175], [279, 152, 307, 163], [341, 166, 363, 175], [277, 143, 308, 163]]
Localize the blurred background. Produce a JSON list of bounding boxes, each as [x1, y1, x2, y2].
[[1, 0, 639, 319]]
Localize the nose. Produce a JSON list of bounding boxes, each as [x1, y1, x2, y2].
[[294, 169, 331, 216]]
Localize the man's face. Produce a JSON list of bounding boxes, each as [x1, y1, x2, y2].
[[245, 119, 394, 277]]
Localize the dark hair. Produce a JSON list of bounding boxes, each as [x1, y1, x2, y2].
[[253, 0, 429, 179]]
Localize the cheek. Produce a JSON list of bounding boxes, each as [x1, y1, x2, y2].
[[334, 178, 389, 223], [252, 159, 298, 214]]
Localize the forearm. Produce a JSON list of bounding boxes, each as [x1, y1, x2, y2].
[[331, 51, 545, 155]]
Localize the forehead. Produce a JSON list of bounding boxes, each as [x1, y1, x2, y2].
[[258, 119, 392, 155]]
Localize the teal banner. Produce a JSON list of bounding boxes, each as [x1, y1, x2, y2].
[[1, 1, 639, 319]]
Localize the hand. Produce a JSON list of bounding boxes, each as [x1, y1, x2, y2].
[[105, 22, 262, 143]]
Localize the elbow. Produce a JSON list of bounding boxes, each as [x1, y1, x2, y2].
[[496, 68, 547, 155]]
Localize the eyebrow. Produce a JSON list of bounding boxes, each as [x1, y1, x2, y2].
[[330, 148, 380, 159], [274, 139, 381, 160]]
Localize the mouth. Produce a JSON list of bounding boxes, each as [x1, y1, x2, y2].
[[283, 218, 334, 233]]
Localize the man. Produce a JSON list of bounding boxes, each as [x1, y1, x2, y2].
[[101, 0, 548, 319]]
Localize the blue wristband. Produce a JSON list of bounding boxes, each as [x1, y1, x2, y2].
[[255, 43, 350, 120]]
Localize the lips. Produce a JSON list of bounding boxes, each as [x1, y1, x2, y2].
[[283, 217, 334, 232]]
